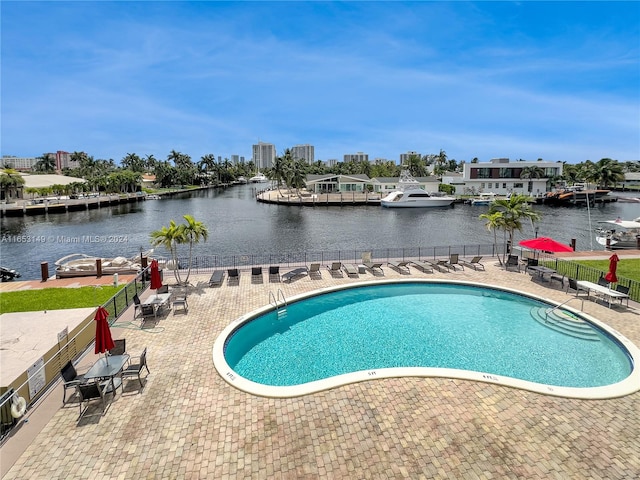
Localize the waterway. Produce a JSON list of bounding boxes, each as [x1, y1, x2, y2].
[[1, 185, 638, 280]]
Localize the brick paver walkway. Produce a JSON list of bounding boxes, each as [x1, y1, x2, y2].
[[2, 259, 639, 479]]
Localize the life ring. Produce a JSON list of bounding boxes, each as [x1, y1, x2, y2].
[[10, 395, 27, 419]]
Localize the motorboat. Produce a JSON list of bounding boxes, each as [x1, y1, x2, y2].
[[595, 217, 640, 250], [381, 170, 455, 208], [0, 266, 21, 282], [237, 176, 248, 184], [55, 253, 144, 278], [249, 173, 268, 183], [470, 192, 498, 206]]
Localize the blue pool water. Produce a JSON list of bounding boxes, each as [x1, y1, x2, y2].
[[224, 283, 632, 388]]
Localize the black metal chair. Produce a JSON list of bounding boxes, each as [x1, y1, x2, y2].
[[109, 339, 126, 356], [566, 278, 589, 298], [61, 361, 86, 404], [251, 266, 263, 283], [505, 255, 520, 272], [76, 381, 109, 419], [227, 269, 239, 285], [268, 266, 280, 282], [122, 348, 150, 390]]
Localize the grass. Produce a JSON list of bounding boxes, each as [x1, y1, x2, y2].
[[0, 285, 125, 314], [571, 258, 640, 282]]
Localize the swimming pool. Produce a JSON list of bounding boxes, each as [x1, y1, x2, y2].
[[212, 280, 640, 399]]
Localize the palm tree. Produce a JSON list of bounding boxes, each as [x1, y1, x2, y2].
[[181, 215, 209, 284], [590, 158, 625, 188], [520, 166, 545, 193], [479, 211, 506, 265], [483, 194, 541, 265], [34, 153, 56, 173], [0, 169, 25, 203], [150, 220, 186, 285]]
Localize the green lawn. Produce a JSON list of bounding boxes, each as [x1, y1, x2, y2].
[[571, 258, 640, 282], [0, 285, 125, 314]]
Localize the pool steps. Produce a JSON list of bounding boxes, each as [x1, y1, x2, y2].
[[529, 307, 600, 341]]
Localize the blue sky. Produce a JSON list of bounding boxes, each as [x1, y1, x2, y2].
[[2, 1, 639, 164]]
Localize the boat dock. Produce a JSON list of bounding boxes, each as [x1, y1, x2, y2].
[[0, 193, 146, 217]]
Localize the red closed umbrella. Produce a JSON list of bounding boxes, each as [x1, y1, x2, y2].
[[94, 306, 115, 361], [604, 253, 619, 284], [150, 259, 162, 291], [518, 237, 574, 253]]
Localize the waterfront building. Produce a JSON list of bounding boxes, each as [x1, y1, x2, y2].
[[55, 151, 78, 171], [291, 144, 315, 164], [1, 155, 39, 171], [252, 142, 276, 170], [452, 158, 563, 197], [343, 152, 368, 163]]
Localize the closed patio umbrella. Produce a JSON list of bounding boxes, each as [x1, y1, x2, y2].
[[150, 258, 162, 292], [94, 306, 114, 364], [604, 253, 619, 284], [518, 237, 574, 253]]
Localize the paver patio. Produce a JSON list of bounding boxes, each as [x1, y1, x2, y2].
[[2, 259, 639, 479]]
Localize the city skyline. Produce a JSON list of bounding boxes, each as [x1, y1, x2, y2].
[[2, 2, 638, 164]]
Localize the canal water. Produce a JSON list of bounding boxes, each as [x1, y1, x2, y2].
[[1, 185, 638, 280]]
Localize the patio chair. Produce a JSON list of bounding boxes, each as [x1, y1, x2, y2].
[[411, 260, 434, 273], [566, 278, 589, 298], [268, 266, 280, 282], [615, 285, 630, 307], [308, 263, 322, 278], [328, 262, 343, 276], [282, 267, 308, 283], [133, 294, 142, 318], [459, 256, 484, 271], [157, 285, 169, 294], [122, 347, 150, 390], [363, 262, 384, 275], [209, 270, 224, 287], [524, 258, 539, 274], [76, 380, 110, 419], [61, 361, 87, 404], [227, 268, 240, 285], [172, 288, 188, 314], [388, 260, 411, 273], [109, 338, 126, 356], [505, 255, 521, 272], [597, 276, 609, 287], [251, 266, 263, 283], [434, 259, 452, 272], [445, 254, 464, 271], [343, 263, 359, 277]]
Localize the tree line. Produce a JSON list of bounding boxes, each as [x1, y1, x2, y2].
[[12, 149, 636, 195]]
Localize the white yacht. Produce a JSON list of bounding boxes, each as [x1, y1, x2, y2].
[[381, 170, 455, 208], [595, 217, 640, 249], [470, 192, 498, 206], [249, 173, 268, 183]]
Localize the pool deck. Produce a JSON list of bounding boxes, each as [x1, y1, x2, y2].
[[1, 257, 639, 479]]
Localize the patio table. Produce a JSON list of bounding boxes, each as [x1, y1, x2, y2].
[[141, 292, 172, 318], [576, 280, 629, 308], [84, 354, 130, 394], [527, 265, 557, 282]]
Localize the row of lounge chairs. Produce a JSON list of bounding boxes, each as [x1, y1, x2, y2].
[[207, 255, 486, 286]]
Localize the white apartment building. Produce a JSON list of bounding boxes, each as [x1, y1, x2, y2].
[[448, 158, 563, 197], [343, 152, 368, 162], [1, 156, 39, 170], [252, 142, 276, 170], [291, 144, 315, 164]]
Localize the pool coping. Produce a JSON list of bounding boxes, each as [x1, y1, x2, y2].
[[212, 278, 640, 400]]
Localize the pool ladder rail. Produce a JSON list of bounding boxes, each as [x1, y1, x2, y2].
[[269, 289, 288, 319]]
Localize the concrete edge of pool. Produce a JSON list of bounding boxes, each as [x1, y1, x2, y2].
[[212, 279, 640, 400]]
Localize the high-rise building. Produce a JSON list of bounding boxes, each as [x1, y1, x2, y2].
[[252, 142, 276, 170], [291, 144, 315, 164], [343, 152, 368, 162], [400, 151, 421, 165], [56, 151, 77, 170]]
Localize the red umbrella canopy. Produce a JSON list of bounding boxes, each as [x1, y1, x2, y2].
[[94, 306, 115, 355], [604, 253, 619, 283], [518, 237, 574, 253], [150, 259, 162, 290]]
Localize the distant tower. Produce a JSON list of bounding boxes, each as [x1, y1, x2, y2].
[[343, 152, 368, 162], [291, 144, 315, 164], [252, 142, 276, 170], [400, 151, 421, 165]]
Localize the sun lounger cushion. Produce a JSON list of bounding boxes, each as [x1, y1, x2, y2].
[[343, 264, 358, 276], [209, 270, 224, 287]]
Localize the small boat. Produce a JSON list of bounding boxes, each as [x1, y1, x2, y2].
[[0, 266, 21, 282], [470, 192, 498, 206], [595, 217, 640, 250], [55, 253, 144, 278], [381, 170, 455, 208], [146, 194, 162, 200], [249, 173, 268, 183], [237, 176, 248, 184]]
